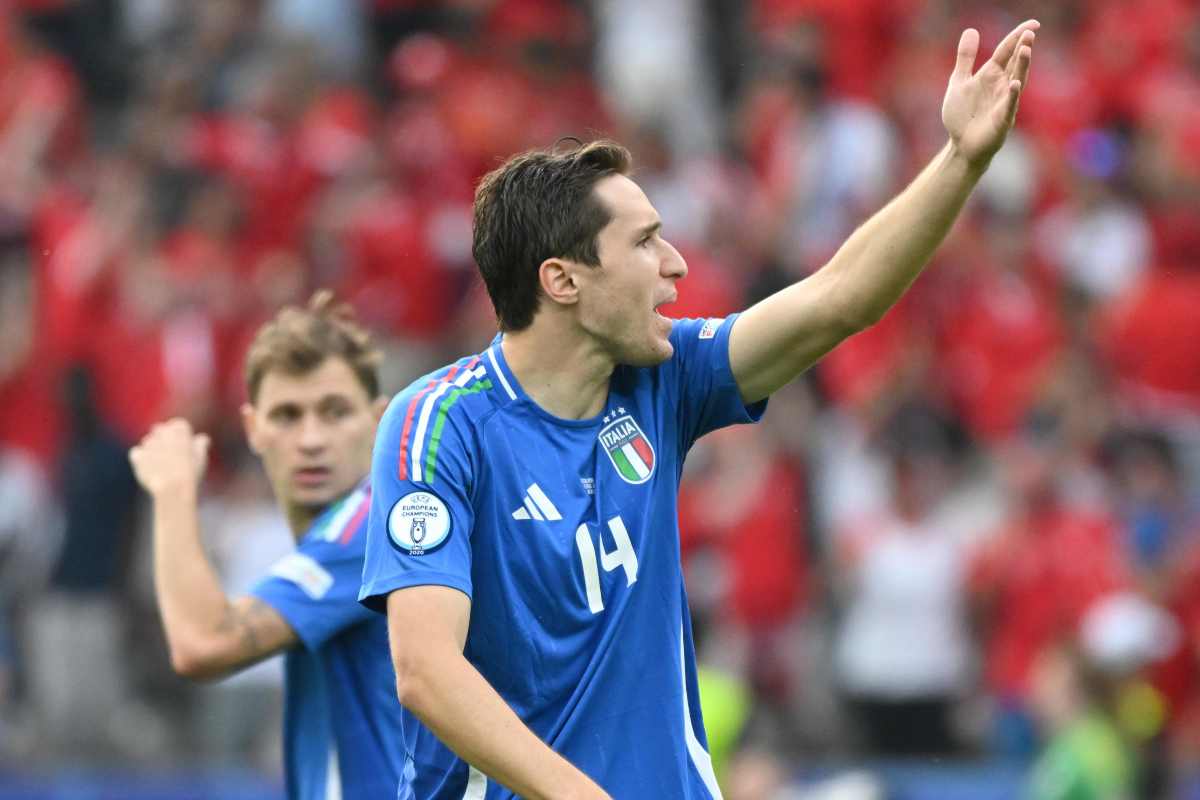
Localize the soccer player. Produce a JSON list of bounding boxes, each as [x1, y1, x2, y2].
[[130, 292, 408, 799], [360, 21, 1039, 799]]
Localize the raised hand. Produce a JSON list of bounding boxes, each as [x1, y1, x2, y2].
[[942, 20, 1039, 168], [129, 418, 211, 497]]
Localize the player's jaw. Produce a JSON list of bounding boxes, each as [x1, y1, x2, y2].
[[585, 174, 687, 366], [594, 279, 679, 368], [280, 448, 366, 516]]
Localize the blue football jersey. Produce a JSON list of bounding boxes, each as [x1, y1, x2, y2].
[[252, 483, 406, 800], [361, 316, 766, 799]]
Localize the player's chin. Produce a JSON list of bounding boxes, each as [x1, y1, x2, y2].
[[288, 481, 340, 509], [650, 315, 674, 360], [651, 335, 674, 363]]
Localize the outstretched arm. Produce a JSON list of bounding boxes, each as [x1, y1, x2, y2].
[[130, 419, 298, 681], [730, 21, 1039, 403]]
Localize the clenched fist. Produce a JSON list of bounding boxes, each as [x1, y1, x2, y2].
[[129, 418, 211, 497]]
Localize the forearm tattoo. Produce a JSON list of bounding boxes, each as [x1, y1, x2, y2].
[[217, 598, 277, 657]]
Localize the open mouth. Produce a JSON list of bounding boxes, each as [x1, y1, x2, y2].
[[653, 295, 678, 322]]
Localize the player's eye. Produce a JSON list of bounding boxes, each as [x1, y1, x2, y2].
[[269, 406, 301, 424], [320, 400, 353, 420], [324, 405, 351, 420]]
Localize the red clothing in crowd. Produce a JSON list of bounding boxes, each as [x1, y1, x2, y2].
[[1151, 541, 1200, 738], [678, 443, 809, 629], [751, 0, 923, 100], [939, 269, 1063, 441], [817, 296, 916, 411], [669, 246, 740, 322], [338, 186, 453, 341], [0, 16, 83, 162], [1077, 0, 1196, 122], [0, 359, 59, 462], [84, 307, 170, 443], [187, 114, 322, 264], [1100, 267, 1200, 413], [971, 506, 1127, 701]]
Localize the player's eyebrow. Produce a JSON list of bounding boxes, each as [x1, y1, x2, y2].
[[265, 400, 300, 416], [316, 393, 354, 407]]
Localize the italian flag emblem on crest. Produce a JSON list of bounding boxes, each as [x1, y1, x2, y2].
[[599, 414, 655, 484]]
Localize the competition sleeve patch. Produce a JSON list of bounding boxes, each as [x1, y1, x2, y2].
[[387, 491, 453, 555], [698, 317, 724, 340], [269, 553, 334, 599]]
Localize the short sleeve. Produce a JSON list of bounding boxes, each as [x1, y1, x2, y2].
[[668, 315, 767, 448], [251, 503, 374, 651], [359, 388, 476, 613]]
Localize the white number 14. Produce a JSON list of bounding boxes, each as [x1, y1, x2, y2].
[[574, 516, 639, 614]]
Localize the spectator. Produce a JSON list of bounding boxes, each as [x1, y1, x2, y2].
[[24, 365, 144, 761], [1027, 593, 1178, 800], [972, 429, 1128, 759], [1033, 131, 1152, 303], [1026, 642, 1135, 800], [0, 444, 61, 758], [832, 403, 978, 757], [750, 18, 900, 275], [680, 423, 811, 745]]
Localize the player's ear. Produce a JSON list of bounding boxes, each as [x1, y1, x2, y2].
[[538, 257, 579, 308], [241, 402, 263, 455]]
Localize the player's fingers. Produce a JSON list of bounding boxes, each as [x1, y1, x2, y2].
[[1010, 40, 1033, 86], [193, 434, 211, 465], [1003, 78, 1023, 128], [952, 28, 980, 81], [988, 19, 1039, 70], [1005, 31, 1034, 79]]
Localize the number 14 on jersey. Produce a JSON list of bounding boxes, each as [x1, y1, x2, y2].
[[574, 516, 639, 613]]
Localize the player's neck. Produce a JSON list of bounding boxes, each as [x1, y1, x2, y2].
[[501, 324, 612, 420], [284, 504, 320, 541]]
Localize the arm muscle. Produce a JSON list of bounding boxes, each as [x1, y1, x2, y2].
[[387, 586, 608, 800]]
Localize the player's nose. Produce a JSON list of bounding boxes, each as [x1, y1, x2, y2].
[[297, 413, 328, 451], [661, 238, 687, 280]]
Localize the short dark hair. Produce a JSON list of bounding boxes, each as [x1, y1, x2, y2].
[[472, 139, 632, 331], [244, 290, 382, 404]]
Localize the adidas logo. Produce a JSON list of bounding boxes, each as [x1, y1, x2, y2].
[[512, 483, 562, 521]]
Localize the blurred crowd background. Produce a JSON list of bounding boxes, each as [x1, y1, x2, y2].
[[0, 0, 1199, 798]]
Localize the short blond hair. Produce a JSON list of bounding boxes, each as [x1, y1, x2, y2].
[[244, 290, 382, 404]]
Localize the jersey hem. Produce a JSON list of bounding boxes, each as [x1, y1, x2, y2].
[[716, 313, 768, 423], [358, 573, 474, 613], [250, 588, 324, 652]]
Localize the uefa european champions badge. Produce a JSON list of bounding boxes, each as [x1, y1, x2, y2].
[[388, 491, 452, 555], [599, 414, 655, 484]]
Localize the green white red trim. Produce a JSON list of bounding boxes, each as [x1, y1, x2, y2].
[[405, 363, 489, 483]]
